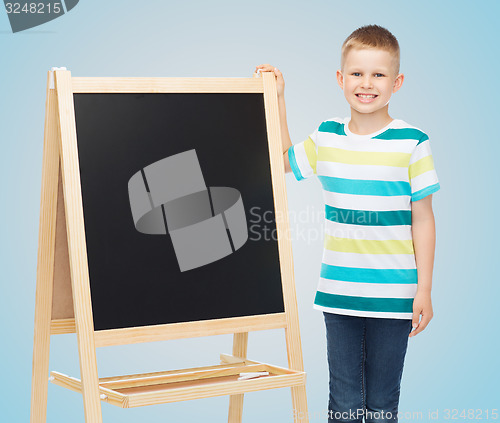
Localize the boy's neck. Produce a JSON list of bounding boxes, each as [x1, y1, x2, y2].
[[348, 106, 394, 135]]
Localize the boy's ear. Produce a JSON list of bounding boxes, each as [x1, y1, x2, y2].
[[336, 70, 344, 90], [393, 73, 404, 93]]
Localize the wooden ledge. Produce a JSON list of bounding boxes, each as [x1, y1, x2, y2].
[[50, 356, 306, 408]]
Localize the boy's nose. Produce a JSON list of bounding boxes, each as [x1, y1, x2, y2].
[[361, 77, 373, 88]]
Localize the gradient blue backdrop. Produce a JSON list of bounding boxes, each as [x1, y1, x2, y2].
[[1, 1, 498, 422]]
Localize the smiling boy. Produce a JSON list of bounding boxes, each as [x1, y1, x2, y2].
[[256, 25, 439, 423]]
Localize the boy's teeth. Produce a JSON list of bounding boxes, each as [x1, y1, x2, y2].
[[357, 94, 376, 98]]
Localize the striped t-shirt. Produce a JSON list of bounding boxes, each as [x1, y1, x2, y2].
[[288, 117, 440, 319]]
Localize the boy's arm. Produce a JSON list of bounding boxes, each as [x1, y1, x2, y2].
[[255, 64, 292, 173], [409, 194, 436, 337], [278, 95, 292, 173]]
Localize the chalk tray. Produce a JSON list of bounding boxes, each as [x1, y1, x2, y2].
[[49, 355, 306, 408]]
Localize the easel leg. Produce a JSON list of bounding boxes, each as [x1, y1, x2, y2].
[[55, 70, 103, 423], [228, 332, 248, 423], [30, 77, 59, 423], [261, 71, 309, 421], [285, 325, 309, 423], [291, 385, 309, 423], [30, 271, 53, 423]]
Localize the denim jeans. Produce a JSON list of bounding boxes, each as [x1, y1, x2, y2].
[[323, 312, 412, 423]]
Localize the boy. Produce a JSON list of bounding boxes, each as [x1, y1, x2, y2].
[[255, 25, 439, 423]]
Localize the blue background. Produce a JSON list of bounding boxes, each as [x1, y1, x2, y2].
[[1, 1, 498, 421]]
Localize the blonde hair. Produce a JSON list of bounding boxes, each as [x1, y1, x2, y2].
[[341, 25, 400, 74]]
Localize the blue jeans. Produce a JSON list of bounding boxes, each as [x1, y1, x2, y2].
[[323, 312, 412, 423]]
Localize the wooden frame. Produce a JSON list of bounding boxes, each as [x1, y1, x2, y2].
[[30, 70, 308, 423]]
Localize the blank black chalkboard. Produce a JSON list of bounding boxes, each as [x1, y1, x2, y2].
[[73, 93, 284, 331]]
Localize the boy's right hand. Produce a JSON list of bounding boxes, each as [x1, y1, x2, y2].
[[255, 64, 285, 98]]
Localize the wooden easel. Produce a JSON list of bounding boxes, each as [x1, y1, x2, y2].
[[30, 69, 308, 423]]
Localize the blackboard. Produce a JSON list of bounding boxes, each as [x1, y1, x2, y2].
[[73, 93, 285, 331], [32, 73, 307, 420]]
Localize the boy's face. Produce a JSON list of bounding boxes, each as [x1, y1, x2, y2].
[[337, 48, 404, 116]]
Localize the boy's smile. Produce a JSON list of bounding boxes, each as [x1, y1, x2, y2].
[[337, 48, 404, 127], [355, 93, 378, 103]]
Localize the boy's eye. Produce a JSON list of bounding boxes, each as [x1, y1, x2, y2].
[[351, 72, 385, 77]]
